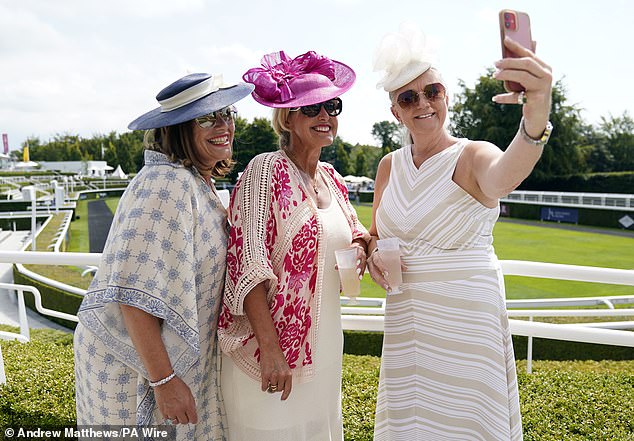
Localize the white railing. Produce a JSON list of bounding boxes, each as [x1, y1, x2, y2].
[[502, 190, 634, 210], [0, 251, 632, 377], [0, 280, 79, 385]]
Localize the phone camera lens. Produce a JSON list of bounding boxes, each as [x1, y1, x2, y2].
[[505, 21, 511, 28]]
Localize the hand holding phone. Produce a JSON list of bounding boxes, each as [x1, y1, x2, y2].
[[499, 9, 533, 92]]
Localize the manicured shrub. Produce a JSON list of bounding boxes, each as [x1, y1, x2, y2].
[[1, 331, 632, 440], [344, 331, 634, 361], [0, 340, 75, 428]]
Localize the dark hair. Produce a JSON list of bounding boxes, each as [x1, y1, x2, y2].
[[144, 121, 234, 178]]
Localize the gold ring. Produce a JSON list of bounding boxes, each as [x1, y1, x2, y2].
[[267, 383, 278, 393], [517, 91, 527, 105]]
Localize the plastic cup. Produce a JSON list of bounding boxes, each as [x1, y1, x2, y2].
[[376, 237, 402, 294], [335, 247, 361, 304]]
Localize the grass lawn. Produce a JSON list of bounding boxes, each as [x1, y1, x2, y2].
[[73, 198, 633, 300], [351, 203, 634, 300], [67, 199, 89, 253]]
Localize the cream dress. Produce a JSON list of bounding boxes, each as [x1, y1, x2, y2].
[[221, 194, 350, 441], [373, 140, 522, 441]]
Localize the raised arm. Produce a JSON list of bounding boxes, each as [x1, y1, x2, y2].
[[473, 37, 553, 200]]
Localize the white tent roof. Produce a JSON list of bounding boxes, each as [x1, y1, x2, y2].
[[343, 175, 374, 184], [14, 161, 39, 168], [110, 164, 127, 179]]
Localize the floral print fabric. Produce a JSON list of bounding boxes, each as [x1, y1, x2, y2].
[[218, 150, 369, 383]]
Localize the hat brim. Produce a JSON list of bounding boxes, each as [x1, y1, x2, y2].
[[380, 61, 431, 92], [251, 60, 355, 108], [128, 83, 255, 130]]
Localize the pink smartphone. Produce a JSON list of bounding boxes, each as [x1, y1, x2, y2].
[[499, 9, 533, 92]]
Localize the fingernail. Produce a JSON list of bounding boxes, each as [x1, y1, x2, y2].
[[358, 274, 363, 280], [384, 271, 389, 277], [356, 259, 361, 265], [356, 268, 361, 275], [384, 285, 389, 290]]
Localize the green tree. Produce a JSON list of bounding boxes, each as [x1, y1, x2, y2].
[[330, 136, 352, 176], [450, 70, 586, 181], [371, 121, 400, 156], [597, 112, 634, 172], [231, 117, 278, 181], [354, 147, 368, 177]]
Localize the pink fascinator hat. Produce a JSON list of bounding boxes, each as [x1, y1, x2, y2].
[[243, 50, 356, 108]]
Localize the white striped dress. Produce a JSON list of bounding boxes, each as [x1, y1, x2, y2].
[[373, 139, 522, 441]]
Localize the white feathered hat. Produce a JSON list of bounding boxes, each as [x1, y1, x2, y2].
[[373, 23, 437, 92]]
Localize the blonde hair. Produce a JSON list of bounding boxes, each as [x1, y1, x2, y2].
[[144, 121, 234, 178], [271, 108, 293, 150]]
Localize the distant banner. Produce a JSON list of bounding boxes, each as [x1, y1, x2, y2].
[[540, 207, 578, 224], [2, 133, 7, 154]]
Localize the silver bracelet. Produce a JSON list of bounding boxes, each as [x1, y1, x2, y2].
[[519, 117, 553, 147], [148, 371, 176, 387]]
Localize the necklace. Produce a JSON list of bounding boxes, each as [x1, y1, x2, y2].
[[285, 150, 320, 196], [299, 169, 319, 195]]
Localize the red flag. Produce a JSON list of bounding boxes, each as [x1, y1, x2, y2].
[[1, 134, 7, 155]]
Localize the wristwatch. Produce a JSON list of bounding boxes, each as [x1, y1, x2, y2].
[[520, 117, 553, 146]]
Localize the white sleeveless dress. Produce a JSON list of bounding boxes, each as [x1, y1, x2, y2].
[[221, 194, 349, 441], [373, 140, 522, 441]]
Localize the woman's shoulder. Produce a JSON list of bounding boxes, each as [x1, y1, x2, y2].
[[319, 160, 338, 178], [462, 138, 502, 156], [243, 151, 286, 174]]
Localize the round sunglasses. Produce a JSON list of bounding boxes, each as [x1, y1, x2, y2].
[[194, 106, 237, 128], [396, 83, 446, 109], [289, 97, 342, 117]]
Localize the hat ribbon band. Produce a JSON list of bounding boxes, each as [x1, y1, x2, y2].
[[159, 75, 230, 112]]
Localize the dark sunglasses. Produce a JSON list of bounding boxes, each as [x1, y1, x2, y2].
[[396, 83, 446, 109], [290, 98, 342, 117], [195, 106, 237, 128]]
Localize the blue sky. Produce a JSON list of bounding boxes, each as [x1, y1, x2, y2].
[[1, 0, 632, 153]]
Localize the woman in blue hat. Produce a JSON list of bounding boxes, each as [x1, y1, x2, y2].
[[73, 72, 253, 439]]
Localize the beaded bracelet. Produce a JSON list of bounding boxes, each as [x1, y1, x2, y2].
[[149, 371, 176, 388], [519, 117, 553, 147]]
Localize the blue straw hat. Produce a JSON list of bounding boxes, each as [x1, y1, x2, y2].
[[128, 73, 254, 130]]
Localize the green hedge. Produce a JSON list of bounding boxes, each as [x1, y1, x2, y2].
[[501, 202, 634, 230], [343, 331, 634, 361], [12, 268, 82, 330], [1, 333, 633, 440], [521, 171, 634, 194]]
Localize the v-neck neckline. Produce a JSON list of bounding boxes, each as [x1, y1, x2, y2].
[[407, 140, 462, 172]]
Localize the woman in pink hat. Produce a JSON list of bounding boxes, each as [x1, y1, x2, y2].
[[218, 50, 370, 440]]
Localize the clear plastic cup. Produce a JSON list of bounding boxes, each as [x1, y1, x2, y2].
[[335, 247, 360, 305], [376, 237, 402, 294]]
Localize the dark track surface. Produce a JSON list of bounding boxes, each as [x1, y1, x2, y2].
[[87, 199, 114, 253]]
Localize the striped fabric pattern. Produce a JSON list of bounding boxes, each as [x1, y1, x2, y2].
[[373, 140, 522, 441]]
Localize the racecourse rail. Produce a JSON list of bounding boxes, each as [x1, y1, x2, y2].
[[0, 251, 633, 382]]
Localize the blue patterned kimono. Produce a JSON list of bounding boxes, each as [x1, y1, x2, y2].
[[74, 150, 228, 440]]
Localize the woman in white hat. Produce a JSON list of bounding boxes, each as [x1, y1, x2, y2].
[[367, 24, 553, 440], [74, 72, 253, 440], [218, 50, 369, 441]]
